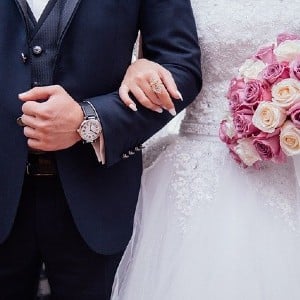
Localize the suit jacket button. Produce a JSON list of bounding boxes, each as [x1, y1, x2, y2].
[[128, 150, 135, 156], [122, 154, 130, 159], [32, 45, 43, 56]]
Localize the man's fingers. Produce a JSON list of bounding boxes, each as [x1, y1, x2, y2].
[[18, 85, 62, 102], [20, 114, 37, 128], [21, 100, 41, 116], [23, 126, 39, 140], [27, 138, 41, 150]]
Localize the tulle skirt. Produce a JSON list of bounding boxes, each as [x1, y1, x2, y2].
[[111, 135, 300, 300]]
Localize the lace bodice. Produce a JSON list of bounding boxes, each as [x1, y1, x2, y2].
[[181, 0, 300, 136], [156, 0, 300, 234]]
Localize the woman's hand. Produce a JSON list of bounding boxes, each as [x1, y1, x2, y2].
[[119, 59, 183, 116]]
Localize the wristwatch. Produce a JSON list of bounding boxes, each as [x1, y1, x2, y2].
[[77, 101, 102, 143]]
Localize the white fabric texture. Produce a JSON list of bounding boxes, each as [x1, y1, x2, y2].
[[27, 0, 48, 20], [111, 1, 300, 299]]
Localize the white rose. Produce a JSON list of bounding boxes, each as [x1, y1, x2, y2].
[[234, 138, 261, 166], [224, 115, 236, 138], [238, 59, 266, 80], [272, 78, 300, 108], [252, 101, 286, 133], [274, 40, 300, 62], [280, 121, 300, 156]]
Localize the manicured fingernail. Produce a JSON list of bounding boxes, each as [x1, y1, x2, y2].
[[129, 103, 137, 111], [176, 90, 183, 101], [168, 108, 177, 116], [155, 108, 163, 113]]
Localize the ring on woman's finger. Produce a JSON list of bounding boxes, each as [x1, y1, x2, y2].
[[149, 78, 164, 94]]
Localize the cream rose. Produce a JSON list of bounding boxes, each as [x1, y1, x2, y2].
[[252, 101, 286, 133], [238, 59, 266, 80], [274, 40, 300, 62], [234, 138, 261, 166], [272, 78, 300, 108], [280, 121, 300, 156], [223, 116, 236, 138]]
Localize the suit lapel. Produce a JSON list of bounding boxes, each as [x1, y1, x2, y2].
[[14, 0, 29, 28], [14, 0, 27, 16], [58, 0, 82, 43]]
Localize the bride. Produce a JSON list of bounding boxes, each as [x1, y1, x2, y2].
[[111, 1, 300, 299]]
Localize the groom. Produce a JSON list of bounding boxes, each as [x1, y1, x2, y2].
[[0, 0, 201, 299]]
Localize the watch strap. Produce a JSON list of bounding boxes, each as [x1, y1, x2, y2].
[[80, 101, 99, 120]]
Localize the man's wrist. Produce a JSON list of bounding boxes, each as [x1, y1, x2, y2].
[[77, 101, 102, 143]]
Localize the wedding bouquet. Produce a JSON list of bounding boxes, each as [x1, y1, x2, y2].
[[219, 33, 300, 167]]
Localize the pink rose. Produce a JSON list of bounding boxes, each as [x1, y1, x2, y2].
[[227, 78, 246, 112], [243, 80, 271, 107], [288, 101, 300, 128], [233, 107, 259, 138], [253, 130, 286, 163], [254, 44, 276, 64], [262, 62, 290, 84], [290, 59, 300, 80], [277, 33, 300, 45]]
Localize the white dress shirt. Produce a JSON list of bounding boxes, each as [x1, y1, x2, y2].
[[27, 0, 49, 20], [26, 0, 105, 163]]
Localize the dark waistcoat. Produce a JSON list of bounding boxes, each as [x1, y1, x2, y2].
[[26, 0, 63, 87]]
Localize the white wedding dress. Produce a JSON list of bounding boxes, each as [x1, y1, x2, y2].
[[111, 1, 300, 299]]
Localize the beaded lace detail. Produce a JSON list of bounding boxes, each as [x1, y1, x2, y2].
[[143, 0, 300, 233], [165, 137, 225, 233]]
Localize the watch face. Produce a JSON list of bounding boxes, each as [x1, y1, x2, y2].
[[79, 119, 102, 143]]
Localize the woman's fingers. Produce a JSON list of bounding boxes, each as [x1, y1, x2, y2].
[[148, 77, 176, 116], [129, 85, 163, 113], [119, 58, 183, 116], [137, 78, 161, 106], [119, 84, 138, 111], [159, 66, 183, 101], [119, 83, 162, 113]]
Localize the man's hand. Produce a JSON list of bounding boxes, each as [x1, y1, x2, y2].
[[19, 85, 84, 151]]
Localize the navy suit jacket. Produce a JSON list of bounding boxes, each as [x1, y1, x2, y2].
[[0, 0, 201, 254]]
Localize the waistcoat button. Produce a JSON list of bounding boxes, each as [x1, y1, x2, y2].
[[32, 45, 43, 56]]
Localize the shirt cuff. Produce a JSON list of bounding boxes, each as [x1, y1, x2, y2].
[[92, 132, 105, 164]]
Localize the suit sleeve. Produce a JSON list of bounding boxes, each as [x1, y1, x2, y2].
[[87, 0, 202, 167]]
